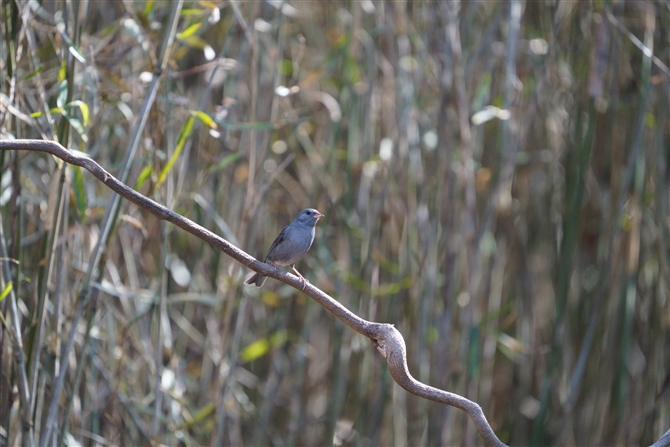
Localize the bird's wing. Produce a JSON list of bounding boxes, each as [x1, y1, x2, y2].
[[264, 225, 289, 261]]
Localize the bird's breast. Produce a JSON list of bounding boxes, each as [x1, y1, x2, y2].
[[267, 226, 315, 266]]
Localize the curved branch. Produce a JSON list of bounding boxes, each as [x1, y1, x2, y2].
[[0, 139, 507, 447]]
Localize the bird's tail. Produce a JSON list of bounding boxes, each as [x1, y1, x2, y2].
[[244, 273, 266, 288]]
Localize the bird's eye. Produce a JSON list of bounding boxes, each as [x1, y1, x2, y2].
[[306, 211, 312, 215]]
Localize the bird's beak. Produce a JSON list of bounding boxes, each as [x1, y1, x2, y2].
[[314, 211, 325, 220]]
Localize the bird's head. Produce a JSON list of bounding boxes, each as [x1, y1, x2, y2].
[[296, 208, 325, 227]]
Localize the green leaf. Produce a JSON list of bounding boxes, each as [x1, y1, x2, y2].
[[56, 22, 86, 63], [194, 111, 217, 129], [218, 121, 276, 131], [240, 330, 288, 363], [58, 61, 67, 82], [57, 80, 68, 108], [177, 22, 201, 39], [372, 277, 412, 297], [179, 34, 209, 50], [184, 403, 215, 427], [279, 59, 293, 76], [208, 152, 241, 173], [0, 282, 11, 302], [62, 114, 88, 142], [21, 67, 45, 82], [344, 53, 360, 84], [472, 73, 492, 112], [239, 338, 270, 363], [67, 45, 86, 64], [180, 8, 210, 17], [645, 112, 656, 129], [72, 166, 87, 221], [157, 115, 195, 186], [135, 165, 153, 190], [63, 100, 90, 127]]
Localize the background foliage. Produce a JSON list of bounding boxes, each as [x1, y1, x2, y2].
[[1, 1, 669, 446]]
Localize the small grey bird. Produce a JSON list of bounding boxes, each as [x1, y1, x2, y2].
[[245, 208, 324, 288]]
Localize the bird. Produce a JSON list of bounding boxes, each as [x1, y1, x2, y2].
[[245, 208, 324, 288]]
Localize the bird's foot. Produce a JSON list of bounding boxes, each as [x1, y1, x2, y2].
[[292, 266, 309, 290], [299, 276, 309, 290]]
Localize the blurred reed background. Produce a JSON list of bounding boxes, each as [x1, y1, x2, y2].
[[1, 0, 669, 446]]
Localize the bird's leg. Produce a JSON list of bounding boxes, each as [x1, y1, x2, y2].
[[291, 265, 309, 290]]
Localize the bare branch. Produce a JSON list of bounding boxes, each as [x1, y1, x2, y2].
[[0, 139, 507, 447], [650, 428, 670, 447]]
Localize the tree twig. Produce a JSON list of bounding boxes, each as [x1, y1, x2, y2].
[[0, 138, 507, 447]]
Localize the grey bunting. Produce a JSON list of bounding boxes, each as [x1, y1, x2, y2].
[[245, 208, 324, 288]]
